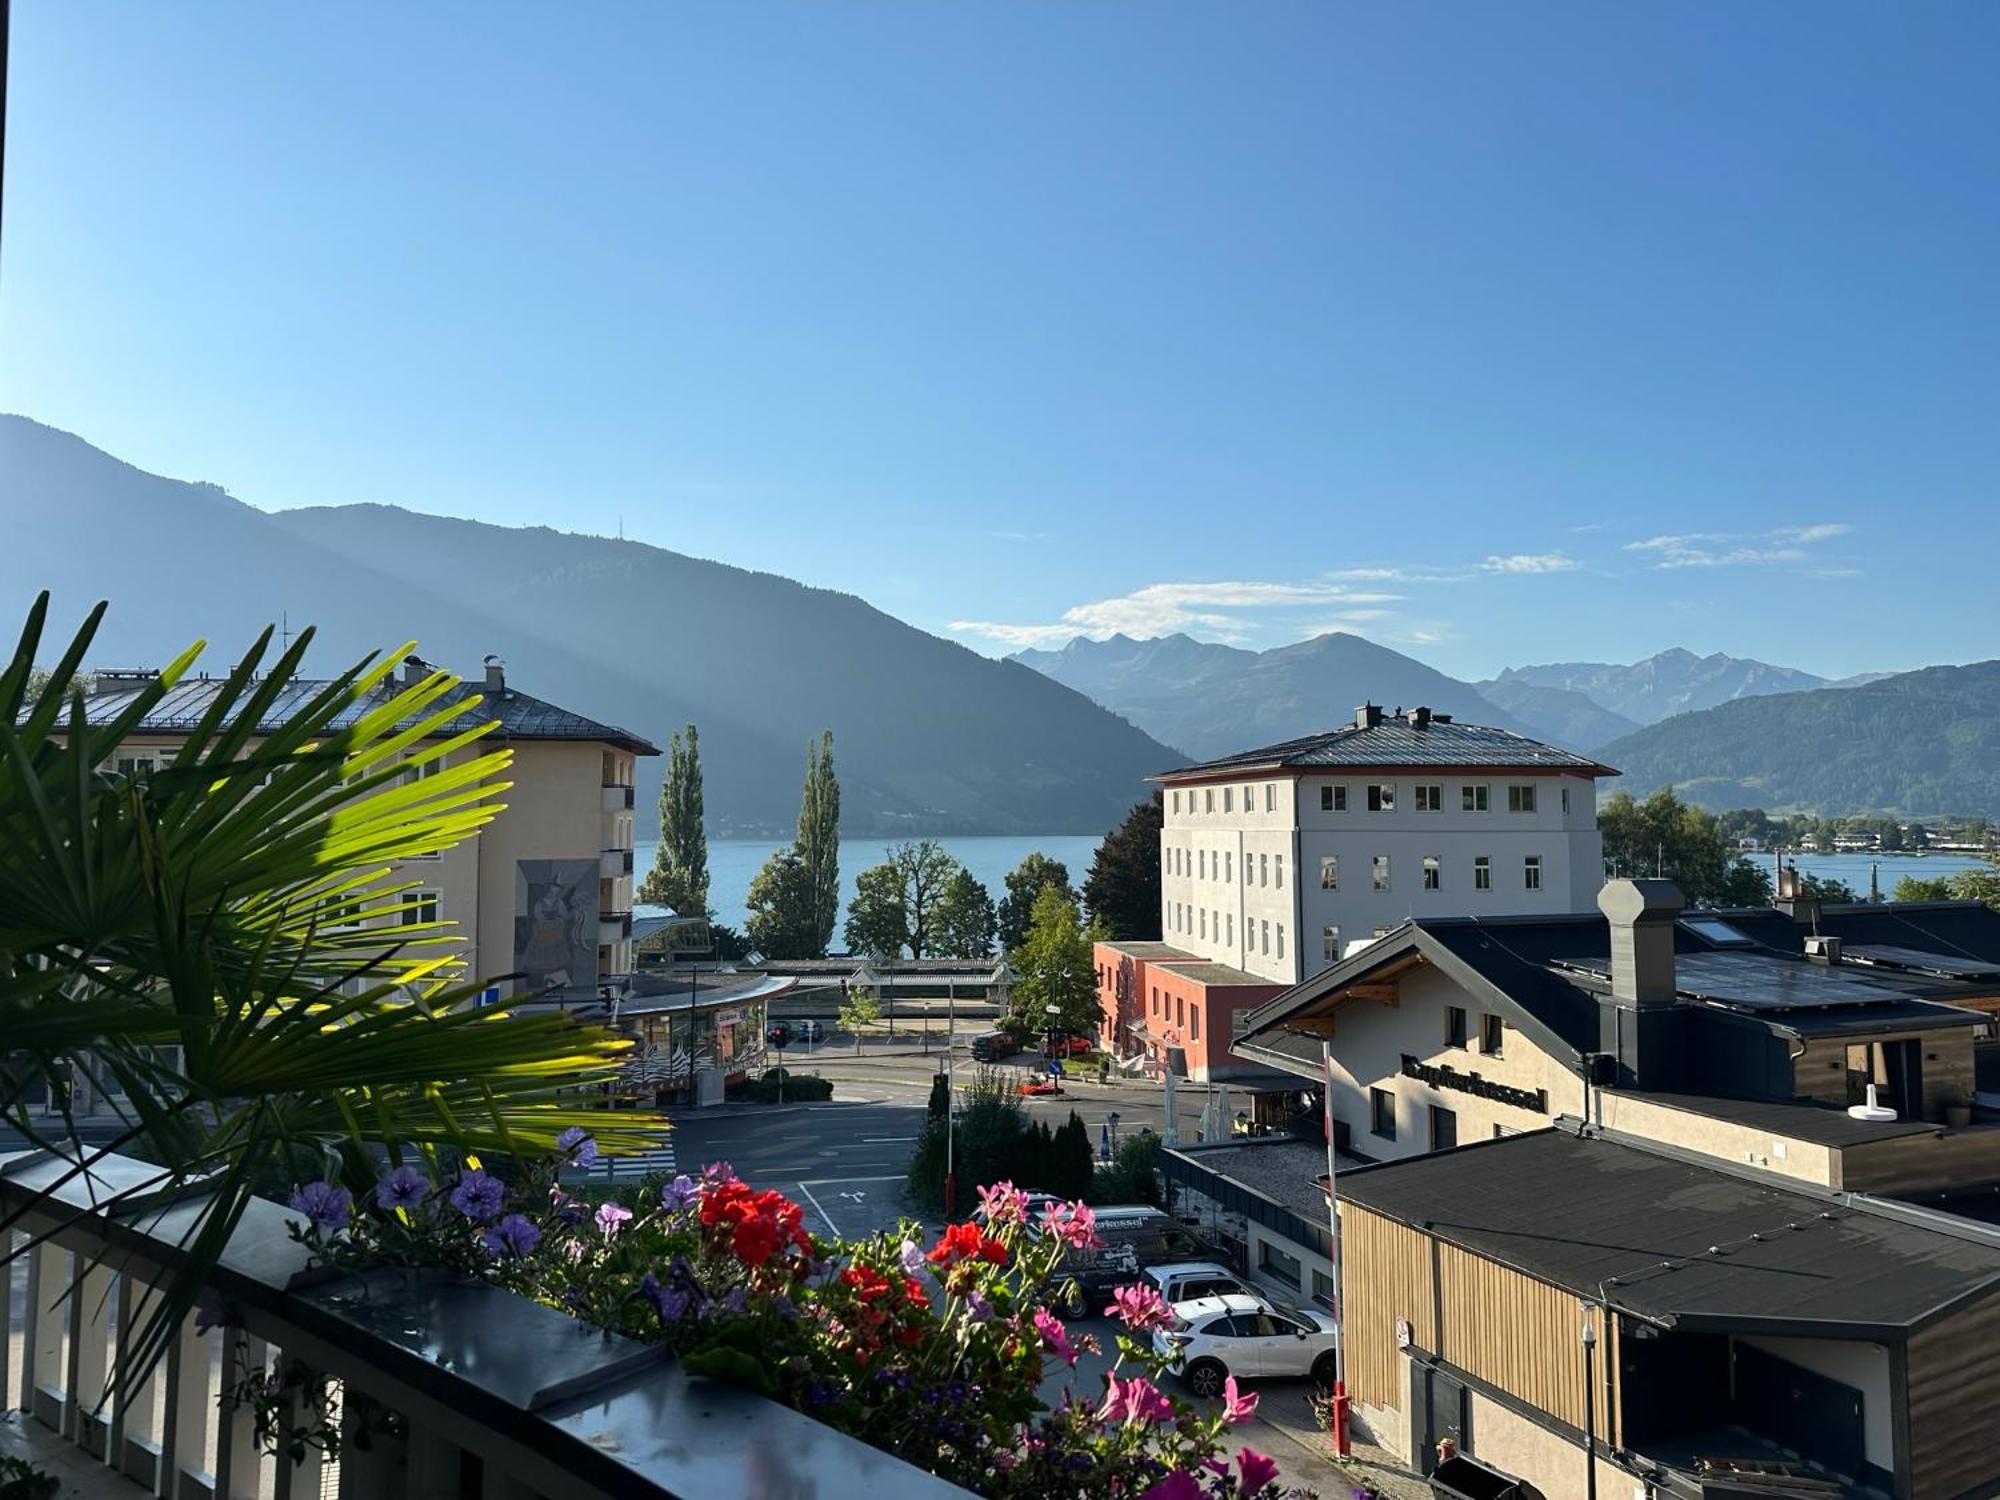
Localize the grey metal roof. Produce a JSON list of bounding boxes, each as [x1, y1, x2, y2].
[[72, 672, 658, 755], [1101, 941, 1204, 962], [1154, 961, 1284, 987], [1154, 715, 1613, 779], [1338, 1128, 2000, 1335]]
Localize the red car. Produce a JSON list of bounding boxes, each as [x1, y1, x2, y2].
[[1017, 1077, 1064, 1097], [1048, 1035, 1095, 1057]]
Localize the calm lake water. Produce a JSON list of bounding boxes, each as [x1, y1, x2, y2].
[[633, 837, 1992, 927], [635, 834, 1104, 927]]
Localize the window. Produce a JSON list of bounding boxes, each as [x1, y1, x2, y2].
[[1480, 1012, 1504, 1055], [1205, 788, 1214, 813], [1524, 854, 1543, 891], [1276, 925, 1285, 960], [1310, 1268, 1335, 1310], [1261, 920, 1270, 956], [1242, 784, 1254, 811], [1199, 909, 1207, 939], [1562, 785, 1572, 815], [1190, 1006, 1200, 1041], [1149, 986, 1158, 1016], [1265, 783, 1276, 812], [1429, 1105, 1458, 1151], [1462, 783, 1489, 812], [403, 889, 442, 926], [1415, 784, 1442, 811], [403, 756, 444, 784], [1225, 913, 1233, 945], [1223, 852, 1232, 883], [1366, 783, 1395, 812], [1322, 784, 1347, 812], [115, 755, 157, 779], [1223, 787, 1233, 813], [1275, 855, 1283, 889], [1320, 855, 1339, 890], [1370, 1087, 1397, 1139], [1473, 855, 1491, 891], [1199, 849, 1207, 879], [1508, 784, 1537, 813], [1259, 852, 1269, 887], [1322, 924, 1341, 962], [1175, 996, 1184, 1029], [1259, 1242, 1303, 1289], [1444, 1005, 1468, 1049], [1422, 855, 1441, 891], [1372, 855, 1390, 892], [1172, 790, 1180, 814]]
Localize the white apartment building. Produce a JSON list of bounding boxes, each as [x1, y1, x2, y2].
[[77, 656, 658, 1007], [1152, 703, 1611, 986]]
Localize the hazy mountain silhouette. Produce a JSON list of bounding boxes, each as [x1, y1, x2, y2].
[[0, 415, 1179, 835], [1489, 648, 1827, 725]]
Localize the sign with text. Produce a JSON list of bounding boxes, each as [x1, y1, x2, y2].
[[1399, 1054, 1547, 1114]]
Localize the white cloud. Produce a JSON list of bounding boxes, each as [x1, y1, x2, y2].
[[950, 578, 1406, 649], [1480, 552, 1580, 575], [1624, 523, 1853, 570]]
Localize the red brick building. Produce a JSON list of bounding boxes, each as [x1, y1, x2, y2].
[[1094, 939, 1286, 1085]]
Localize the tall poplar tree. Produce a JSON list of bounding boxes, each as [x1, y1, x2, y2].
[[797, 731, 841, 956], [640, 723, 709, 915]]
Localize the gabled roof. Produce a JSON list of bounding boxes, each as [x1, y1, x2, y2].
[[1338, 1127, 2000, 1337], [71, 673, 659, 755], [1153, 714, 1613, 782]]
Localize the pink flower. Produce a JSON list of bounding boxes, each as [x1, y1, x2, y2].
[[1039, 1200, 1101, 1249], [1222, 1374, 1259, 1424], [595, 1202, 633, 1235], [1033, 1306, 1079, 1366], [1141, 1474, 1205, 1500], [1097, 1371, 1174, 1426], [977, 1180, 1029, 1227], [1236, 1447, 1280, 1498], [1105, 1282, 1173, 1331]]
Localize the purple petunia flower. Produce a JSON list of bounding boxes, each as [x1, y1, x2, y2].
[[899, 1238, 926, 1277], [482, 1213, 542, 1258], [595, 1201, 634, 1235], [642, 1273, 691, 1323], [556, 1126, 598, 1168], [659, 1174, 698, 1211], [449, 1169, 506, 1222], [374, 1165, 429, 1212], [965, 1290, 994, 1325], [289, 1180, 352, 1235], [719, 1286, 749, 1315]]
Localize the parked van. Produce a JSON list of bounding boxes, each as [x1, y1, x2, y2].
[[969, 1030, 1018, 1062], [1053, 1206, 1207, 1314]]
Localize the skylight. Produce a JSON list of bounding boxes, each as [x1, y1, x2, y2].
[[1679, 916, 1757, 948]]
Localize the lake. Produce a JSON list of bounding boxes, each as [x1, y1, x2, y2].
[[634, 837, 1990, 927], [635, 834, 1105, 927]]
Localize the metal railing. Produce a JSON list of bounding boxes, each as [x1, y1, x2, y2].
[[2, 1148, 966, 1500]]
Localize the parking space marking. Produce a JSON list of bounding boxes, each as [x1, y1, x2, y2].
[[795, 1180, 841, 1237]]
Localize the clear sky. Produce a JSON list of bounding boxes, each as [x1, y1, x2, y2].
[[4, 3, 1995, 681]]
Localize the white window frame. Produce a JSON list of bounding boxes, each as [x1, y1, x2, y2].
[[1524, 854, 1543, 891], [1322, 924, 1341, 962], [403, 889, 442, 927], [1265, 783, 1276, 812], [1275, 855, 1283, 889], [1474, 855, 1492, 891], [1320, 855, 1338, 891], [1367, 783, 1396, 812], [1372, 855, 1390, 892], [1422, 855, 1441, 891], [1463, 784, 1489, 812], [1415, 784, 1442, 812], [1509, 784, 1537, 814]]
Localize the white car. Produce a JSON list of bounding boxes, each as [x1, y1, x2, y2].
[[1153, 1293, 1339, 1399], [1141, 1262, 1269, 1309]]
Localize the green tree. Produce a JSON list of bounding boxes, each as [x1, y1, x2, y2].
[[0, 595, 653, 1381], [931, 868, 997, 958], [640, 723, 708, 914], [744, 847, 821, 959], [1800, 873, 1861, 904], [1051, 1111, 1096, 1200], [997, 852, 1075, 952], [796, 731, 841, 956], [1955, 861, 2000, 909], [1010, 884, 1103, 1038], [844, 840, 961, 957], [837, 984, 883, 1052], [1084, 793, 1163, 940], [1893, 875, 1957, 903], [1599, 787, 1771, 907]]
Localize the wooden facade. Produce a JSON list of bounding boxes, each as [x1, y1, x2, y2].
[[1905, 1288, 2000, 1500], [1342, 1203, 1617, 1447]]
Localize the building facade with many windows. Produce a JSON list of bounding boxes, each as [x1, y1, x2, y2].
[[1152, 703, 1611, 986]]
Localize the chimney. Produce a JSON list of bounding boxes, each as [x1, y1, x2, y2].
[[483, 655, 506, 694], [1774, 861, 1821, 927], [1355, 702, 1384, 730], [1598, 879, 1685, 1008], [401, 654, 428, 687], [1408, 705, 1432, 729]]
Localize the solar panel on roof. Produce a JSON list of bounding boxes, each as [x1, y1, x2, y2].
[[1842, 944, 2000, 980], [1548, 951, 1916, 1010]]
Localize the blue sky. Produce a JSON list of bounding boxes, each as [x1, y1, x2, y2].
[[4, 3, 1995, 681]]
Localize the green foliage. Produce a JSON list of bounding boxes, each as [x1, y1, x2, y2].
[[931, 867, 997, 958], [1953, 858, 2000, 909], [640, 724, 708, 914], [1599, 786, 1773, 906], [843, 840, 962, 957], [1089, 1131, 1163, 1206], [905, 1072, 1096, 1211], [745, 847, 821, 959], [0, 1455, 60, 1500], [1893, 875, 1958, 903], [1798, 873, 1861, 904], [997, 852, 1075, 952], [708, 922, 753, 961], [837, 986, 882, 1050], [795, 731, 841, 956], [1008, 884, 1103, 1037], [1084, 793, 1163, 940], [730, 1068, 833, 1104], [926, 1071, 951, 1122], [1050, 1111, 1096, 1200], [0, 594, 659, 1389]]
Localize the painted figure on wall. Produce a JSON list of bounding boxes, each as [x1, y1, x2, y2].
[[515, 857, 598, 995]]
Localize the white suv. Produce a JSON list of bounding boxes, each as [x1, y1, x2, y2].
[[1142, 1262, 1268, 1309], [1152, 1293, 1339, 1399]]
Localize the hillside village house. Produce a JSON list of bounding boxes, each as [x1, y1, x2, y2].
[[1182, 881, 2000, 1500], [63, 658, 656, 1098], [1095, 704, 1609, 1109]]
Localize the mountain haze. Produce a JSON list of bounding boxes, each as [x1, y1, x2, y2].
[[1598, 663, 2000, 815], [1490, 649, 1827, 725], [1468, 677, 1641, 750], [1012, 631, 1545, 760], [0, 415, 1178, 835]]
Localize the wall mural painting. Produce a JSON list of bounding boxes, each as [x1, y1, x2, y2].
[[514, 857, 599, 995]]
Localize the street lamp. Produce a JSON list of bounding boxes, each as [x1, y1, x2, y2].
[[1580, 1299, 1599, 1500], [851, 965, 879, 1057]]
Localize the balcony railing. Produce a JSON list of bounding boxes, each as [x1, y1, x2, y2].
[[600, 848, 634, 880], [599, 911, 633, 945], [1, 1147, 966, 1499], [600, 785, 634, 814]]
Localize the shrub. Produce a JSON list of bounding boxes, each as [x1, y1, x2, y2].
[[1090, 1130, 1162, 1206]]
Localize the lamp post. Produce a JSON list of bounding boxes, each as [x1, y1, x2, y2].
[[1580, 1299, 1598, 1500], [1320, 1039, 1350, 1457]]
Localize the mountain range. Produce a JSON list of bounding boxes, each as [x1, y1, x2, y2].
[[0, 415, 1179, 836]]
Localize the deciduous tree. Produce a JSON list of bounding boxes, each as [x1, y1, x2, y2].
[[745, 847, 821, 959], [1009, 884, 1103, 1039], [1599, 787, 1772, 907], [844, 840, 961, 957], [932, 868, 997, 958], [997, 852, 1074, 952]]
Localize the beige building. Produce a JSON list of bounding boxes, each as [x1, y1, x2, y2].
[[79, 656, 657, 1007]]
